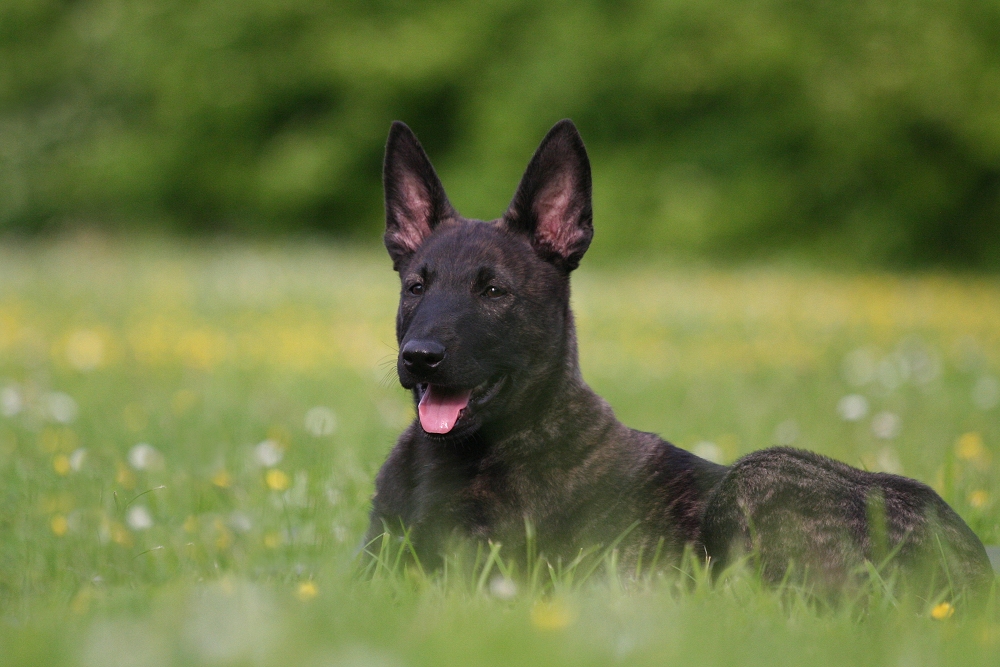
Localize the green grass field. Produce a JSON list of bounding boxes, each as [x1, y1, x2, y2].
[[1, 238, 998, 666]]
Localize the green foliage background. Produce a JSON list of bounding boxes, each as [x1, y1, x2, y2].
[[3, 0, 1000, 265]]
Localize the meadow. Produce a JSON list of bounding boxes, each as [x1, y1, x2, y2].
[[0, 238, 998, 666]]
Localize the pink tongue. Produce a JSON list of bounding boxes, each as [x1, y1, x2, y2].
[[418, 386, 472, 434]]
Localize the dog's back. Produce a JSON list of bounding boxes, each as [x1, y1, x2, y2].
[[704, 447, 994, 598]]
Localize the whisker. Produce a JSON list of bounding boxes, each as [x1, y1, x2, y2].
[[378, 366, 399, 389]]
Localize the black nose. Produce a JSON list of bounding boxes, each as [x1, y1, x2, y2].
[[401, 340, 446, 375]]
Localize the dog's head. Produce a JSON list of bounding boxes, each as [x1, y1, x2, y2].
[[383, 120, 593, 439]]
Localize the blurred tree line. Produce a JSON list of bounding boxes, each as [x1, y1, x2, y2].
[[2, 0, 1000, 266]]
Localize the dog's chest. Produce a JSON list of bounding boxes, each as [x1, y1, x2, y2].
[[416, 451, 526, 539]]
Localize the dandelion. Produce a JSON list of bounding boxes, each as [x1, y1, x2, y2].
[[266, 425, 291, 448], [263, 531, 283, 548], [126, 505, 154, 531], [177, 329, 229, 370], [66, 329, 105, 371], [531, 599, 576, 630], [254, 439, 283, 467], [837, 394, 869, 422], [489, 575, 517, 600], [70, 587, 92, 615], [265, 469, 289, 491], [110, 522, 132, 546], [304, 407, 337, 436], [38, 427, 77, 454], [774, 419, 799, 446], [69, 448, 86, 471], [41, 492, 74, 514], [871, 411, 900, 440], [44, 392, 78, 423], [211, 469, 231, 489], [53, 455, 71, 476], [897, 338, 941, 385], [296, 581, 318, 601], [692, 441, 724, 464], [0, 385, 23, 416], [931, 602, 954, 620], [51, 514, 69, 536], [955, 432, 991, 467], [116, 462, 136, 490], [968, 490, 989, 508], [128, 443, 163, 471], [214, 518, 233, 550], [228, 512, 252, 533]]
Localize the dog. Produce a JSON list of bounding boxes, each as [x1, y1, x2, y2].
[[364, 119, 994, 600]]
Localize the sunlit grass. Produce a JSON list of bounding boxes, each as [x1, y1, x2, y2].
[[0, 238, 997, 666]]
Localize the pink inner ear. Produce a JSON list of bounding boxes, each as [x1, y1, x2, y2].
[[533, 172, 585, 257], [389, 173, 434, 253]]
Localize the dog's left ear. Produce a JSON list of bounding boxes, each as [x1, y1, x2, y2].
[[503, 119, 593, 272]]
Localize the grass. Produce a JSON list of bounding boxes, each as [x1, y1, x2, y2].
[[0, 237, 998, 666]]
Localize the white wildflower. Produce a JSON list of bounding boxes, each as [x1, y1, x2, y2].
[[304, 406, 337, 436], [837, 394, 869, 422], [254, 439, 283, 467]]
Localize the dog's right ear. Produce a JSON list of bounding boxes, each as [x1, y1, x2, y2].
[[383, 121, 455, 271], [503, 119, 593, 272]]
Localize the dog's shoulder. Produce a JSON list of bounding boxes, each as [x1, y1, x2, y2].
[[370, 423, 424, 524]]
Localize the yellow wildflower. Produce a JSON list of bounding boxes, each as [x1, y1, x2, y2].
[[70, 587, 93, 615], [265, 469, 289, 491], [65, 329, 105, 371], [296, 581, 318, 601], [264, 531, 283, 549], [969, 490, 989, 508], [176, 329, 229, 370], [266, 425, 291, 449], [116, 462, 136, 490], [110, 522, 132, 546], [530, 599, 576, 630], [50, 514, 69, 536], [931, 602, 955, 620], [40, 493, 74, 514], [53, 455, 71, 476], [956, 433, 990, 466], [211, 469, 232, 489], [213, 517, 232, 550], [38, 427, 77, 454]]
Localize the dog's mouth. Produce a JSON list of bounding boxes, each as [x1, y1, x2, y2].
[[417, 376, 505, 435]]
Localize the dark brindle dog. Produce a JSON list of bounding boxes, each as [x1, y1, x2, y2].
[[365, 119, 994, 599]]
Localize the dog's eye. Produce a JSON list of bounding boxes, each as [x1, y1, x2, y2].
[[483, 286, 507, 299], [408, 283, 424, 296]]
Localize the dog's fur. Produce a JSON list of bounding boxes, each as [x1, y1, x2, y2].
[[365, 120, 994, 598]]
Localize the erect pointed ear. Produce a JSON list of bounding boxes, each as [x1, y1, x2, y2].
[[383, 121, 456, 271], [503, 119, 593, 272]]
